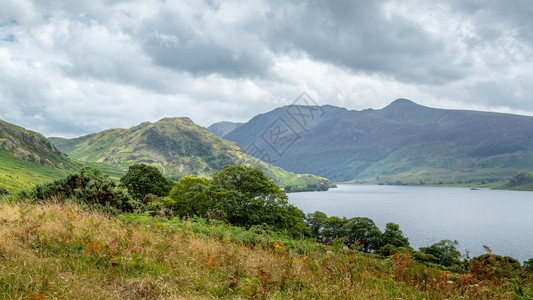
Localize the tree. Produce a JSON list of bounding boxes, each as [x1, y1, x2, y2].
[[164, 165, 309, 236], [120, 163, 173, 200], [212, 165, 308, 236], [306, 211, 329, 239], [419, 240, 461, 267], [322, 216, 348, 243], [379, 222, 410, 253], [524, 258, 533, 272], [343, 217, 382, 252], [165, 176, 213, 217]]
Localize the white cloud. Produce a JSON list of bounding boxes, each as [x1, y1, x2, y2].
[[0, 0, 532, 138]]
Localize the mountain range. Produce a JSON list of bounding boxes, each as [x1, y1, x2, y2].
[[3, 98, 533, 193], [219, 99, 533, 186], [49, 117, 334, 192]]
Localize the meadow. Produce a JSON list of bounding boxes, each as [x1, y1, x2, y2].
[[1, 197, 532, 299]]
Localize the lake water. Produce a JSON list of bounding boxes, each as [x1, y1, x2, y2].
[[288, 184, 533, 263]]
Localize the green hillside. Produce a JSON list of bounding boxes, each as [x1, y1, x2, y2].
[[0, 119, 78, 192], [224, 99, 533, 186], [50, 117, 334, 191]]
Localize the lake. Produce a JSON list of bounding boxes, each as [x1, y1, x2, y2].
[[288, 184, 533, 263]]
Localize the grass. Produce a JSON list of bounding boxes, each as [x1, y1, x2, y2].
[[1, 197, 532, 299], [0, 149, 75, 193]]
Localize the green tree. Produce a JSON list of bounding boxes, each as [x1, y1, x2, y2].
[[164, 165, 309, 236], [379, 222, 410, 253], [306, 211, 329, 239], [343, 217, 382, 252], [419, 240, 461, 267], [165, 176, 213, 217], [322, 216, 348, 243], [212, 165, 308, 236], [120, 163, 173, 200], [524, 258, 533, 272]]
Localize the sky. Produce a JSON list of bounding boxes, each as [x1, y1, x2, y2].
[[1, 0, 533, 138]]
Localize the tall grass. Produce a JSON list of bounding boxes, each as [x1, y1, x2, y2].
[[0, 197, 530, 299]]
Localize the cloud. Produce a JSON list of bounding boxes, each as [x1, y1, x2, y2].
[[139, 2, 273, 78], [0, 0, 532, 138], [262, 0, 468, 84]]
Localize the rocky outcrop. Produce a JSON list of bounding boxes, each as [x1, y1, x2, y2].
[[0, 119, 74, 169]]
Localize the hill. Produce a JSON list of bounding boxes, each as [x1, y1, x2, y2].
[[0, 119, 77, 192], [50, 117, 334, 191], [223, 99, 533, 186], [207, 121, 243, 137]]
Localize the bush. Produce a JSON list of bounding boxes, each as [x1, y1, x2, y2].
[[30, 167, 137, 213], [470, 254, 523, 280], [379, 244, 399, 256]]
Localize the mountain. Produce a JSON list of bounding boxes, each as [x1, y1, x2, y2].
[[0, 119, 77, 192], [50, 117, 334, 191], [207, 121, 244, 137], [223, 99, 533, 186]]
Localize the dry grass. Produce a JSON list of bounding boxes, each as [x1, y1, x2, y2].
[[0, 199, 529, 299]]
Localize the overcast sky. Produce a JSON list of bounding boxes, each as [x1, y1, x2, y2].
[[1, 0, 533, 137]]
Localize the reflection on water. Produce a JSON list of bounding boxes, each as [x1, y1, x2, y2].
[[288, 184, 533, 262]]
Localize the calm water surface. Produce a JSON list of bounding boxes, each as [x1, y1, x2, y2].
[[288, 184, 533, 262]]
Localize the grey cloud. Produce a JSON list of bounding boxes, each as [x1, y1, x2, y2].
[[256, 0, 468, 85], [138, 4, 273, 78], [447, 0, 533, 57], [143, 28, 269, 78], [1, 0, 533, 138]]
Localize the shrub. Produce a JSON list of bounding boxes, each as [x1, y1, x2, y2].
[[379, 244, 399, 256], [470, 254, 523, 280], [30, 167, 137, 213]]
